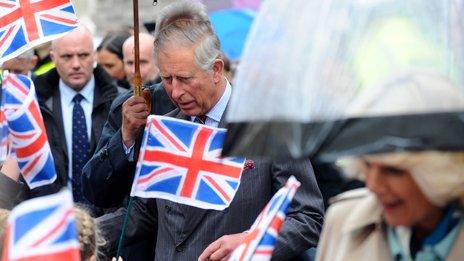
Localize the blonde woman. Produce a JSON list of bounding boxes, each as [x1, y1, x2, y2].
[[316, 71, 464, 260]]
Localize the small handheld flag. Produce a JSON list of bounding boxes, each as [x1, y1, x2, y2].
[[0, 72, 7, 163], [1, 73, 57, 189], [0, 0, 79, 64], [130, 115, 246, 210], [229, 176, 301, 261], [1, 190, 80, 261]]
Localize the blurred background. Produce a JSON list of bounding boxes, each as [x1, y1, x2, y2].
[[74, 0, 262, 61]]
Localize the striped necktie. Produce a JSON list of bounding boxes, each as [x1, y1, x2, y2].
[[195, 115, 207, 125]]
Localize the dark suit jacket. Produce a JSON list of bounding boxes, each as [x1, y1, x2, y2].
[[31, 66, 119, 197], [95, 108, 324, 260], [82, 83, 176, 207]]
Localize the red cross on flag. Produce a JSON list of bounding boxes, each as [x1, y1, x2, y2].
[[130, 115, 246, 210], [0, 0, 79, 63]]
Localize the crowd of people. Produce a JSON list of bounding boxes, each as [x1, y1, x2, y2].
[[0, 0, 463, 260]]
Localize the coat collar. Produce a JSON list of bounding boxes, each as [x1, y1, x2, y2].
[[35, 65, 118, 109], [342, 189, 384, 234], [169, 105, 229, 128]]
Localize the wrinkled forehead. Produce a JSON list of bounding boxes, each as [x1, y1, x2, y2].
[[157, 45, 198, 73]]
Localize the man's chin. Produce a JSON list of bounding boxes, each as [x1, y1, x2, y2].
[[67, 80, 87, 91], [179, 107, 200, 117]]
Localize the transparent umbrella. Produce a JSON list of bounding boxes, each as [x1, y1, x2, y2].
[[223, 0, 464, 160]]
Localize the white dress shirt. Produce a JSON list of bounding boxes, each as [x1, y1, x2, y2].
[[59, 77, 95, 181], [190, 80, 232, 127]]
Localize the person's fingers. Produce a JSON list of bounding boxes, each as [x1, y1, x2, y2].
[[124, 95, 146, 106], [126, 102, 149, 112], [198, 240, 221, 261], [123, 103, 149, 116], [126, 111, 150, 120], [209, 246, 230, 261]]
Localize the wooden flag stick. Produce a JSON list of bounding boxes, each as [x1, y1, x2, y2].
[[132, 0, 142, 96]]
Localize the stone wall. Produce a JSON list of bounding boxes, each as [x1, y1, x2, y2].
[[75, 0, 233, 36], [91, 0, 164, 36]]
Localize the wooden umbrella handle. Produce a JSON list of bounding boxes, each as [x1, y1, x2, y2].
[[132, 0, 142, 97], [142, 87, 152, 112]]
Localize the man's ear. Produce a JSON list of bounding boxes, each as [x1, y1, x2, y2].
[[49, 51, 55, 63], [212, 59, 224, 84]]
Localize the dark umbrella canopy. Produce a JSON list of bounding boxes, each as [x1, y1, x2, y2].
[[223, 0, 464, 161]]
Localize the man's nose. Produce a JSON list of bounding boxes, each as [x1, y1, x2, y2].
[[70, 56, 81, 69], [171, 78, 184, 100]]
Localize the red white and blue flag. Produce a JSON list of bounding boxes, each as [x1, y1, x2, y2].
[[0, 0, 79, 64], [0, 72, 8, 163], [1, 190, 80, 261], [0, 108, 7, 163], [1, 73, 56, 189], [0, 79, 7, 162], [229, 176, 301, 261], [131, 115, 246, 210]]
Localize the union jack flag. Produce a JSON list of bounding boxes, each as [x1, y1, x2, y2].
[[130, 115, 246, 210], [0, 0, 79, 64], [1, 190, 80, 261], [0, 72, 7, 162], [229, 176, 301, 261], [2, 73, 56, 189]]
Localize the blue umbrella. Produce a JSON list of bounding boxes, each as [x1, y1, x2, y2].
[[209, 9, 255, 61]]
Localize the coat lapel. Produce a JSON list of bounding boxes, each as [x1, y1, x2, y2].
[[52, 88, 68, 166]]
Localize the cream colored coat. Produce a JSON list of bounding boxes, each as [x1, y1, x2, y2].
[[316, 188, 464, 261]]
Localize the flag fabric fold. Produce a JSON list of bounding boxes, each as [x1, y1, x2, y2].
[[229, 176, 301, 261], [0, 102, 7, 163], [130, 115, 246, 210], [1, 73, 57, 189], [1, 190, 80, 261], [0, 0, 79, 64], [0, 72, 7, 163]]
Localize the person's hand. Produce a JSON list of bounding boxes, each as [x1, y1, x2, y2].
[[198, 232, 248, 261], [121, 96, 150, 148], [1, 156, 21, 181]]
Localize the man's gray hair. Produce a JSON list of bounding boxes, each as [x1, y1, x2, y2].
[[154, 1, 221, 72], [154, 0, 209, 38]]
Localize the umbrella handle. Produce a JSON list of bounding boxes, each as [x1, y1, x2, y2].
[[142, 87, 152, 113]]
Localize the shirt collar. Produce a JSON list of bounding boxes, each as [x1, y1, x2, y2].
[[191, 80, 232, 123], [387, 209, 463, 260], [59, 76, 95, 106]]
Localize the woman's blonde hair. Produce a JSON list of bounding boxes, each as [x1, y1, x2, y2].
[[73, 206, 105, 260], [339, 151, 464, 207]]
